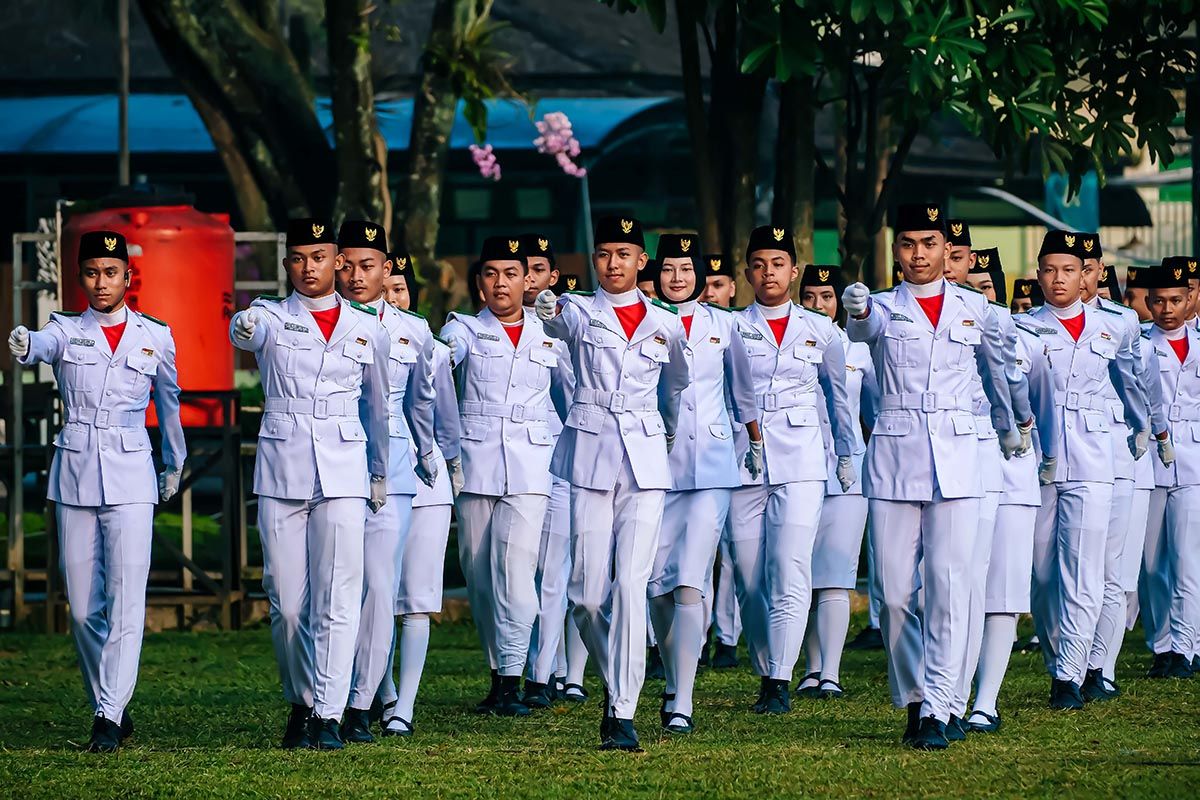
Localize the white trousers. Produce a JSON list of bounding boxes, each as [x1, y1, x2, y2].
[[397, 504, 452, 615], [1123, 488, 1152, 593], [568, 454, 665, 719], [1031, 481, 1113, 685], [259, 493, 366, 720], [711, 526, 741, 646], [1144, 485, 1200, 657], [57, 502, 154, 723], [348, 496, 413, 710], [866, 522, 882, 629], [986, 504, 1037, 613], [650, 488, 732, 597], [457, 492, 549, 677], [1088, 478, 1133, 672], [727, 481, 825, 682], [528, 477, 572, 684], [812, 493, 869, 590], [955, 490, 1001, 713], [869, 495, 979, 723]]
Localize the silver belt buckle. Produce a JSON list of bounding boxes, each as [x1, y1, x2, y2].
[[314, 398, 329, 419], [1065, 391, 1080, 411], [94, 408, 111, 429], [763, 393, 778, 412], [1169, 404, 1182, 422], [921, 392, 937, 414], [511, 404, 527, 423], [610, 392, 626, 412]]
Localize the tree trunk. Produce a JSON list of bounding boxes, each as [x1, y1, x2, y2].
[[327, 0, 389, 228], [773, 79, 816, 271], [675, 0, 721, 251]]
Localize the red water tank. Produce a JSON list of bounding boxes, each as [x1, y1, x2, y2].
[[61, 197, 235, 427]]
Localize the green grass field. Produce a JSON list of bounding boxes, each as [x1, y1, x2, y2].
[[0, 620, 1197, 798]]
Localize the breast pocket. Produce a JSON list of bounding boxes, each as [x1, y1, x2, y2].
[[259, 412, 295, 441], [124, 352, 158, 390], [525, 347, 557, 389], [1086, 337, 1118, 380], [583, 328, 620, 375], [275, 335, 316, 378], [946, 324, 982, 370], [61, 346, 100, 389], [388, 345, 417, 385], [883, 329, 917, 368]]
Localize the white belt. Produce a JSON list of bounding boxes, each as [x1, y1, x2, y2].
[[881, 392, 973, 413], [1053, 390, 1108, 412], [1167, 403, 1200, 422], [756, 390, 816, 411], [65, 407, 144, 429], [461, 400, 548, 423], [264, 396, 358, 418], [574, 387, 657, 412]]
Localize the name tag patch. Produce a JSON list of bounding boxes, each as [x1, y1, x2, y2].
[[69, 337, 95, 347], [588, 318, 616, 334], [890, 312, 914, 323], [654, 335, 667, 345], [805, 339, 817, 347], [478, 332, 501, 342], [740, 330, 764, 341], [285, 322, 309, 333], [355, 337, 368, 346], [962, 319, 975, 327], [397, 337, 409, 346]]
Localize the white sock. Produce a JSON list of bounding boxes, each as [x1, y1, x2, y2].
[[803, 605, 822, 678], [971, 613, 1018, 717], [649, 593, 677, 696], [394, 614, 431, 723], [565, 613, 588, 686], [669, 587, 705, 718], [816, 589, 851, 684]]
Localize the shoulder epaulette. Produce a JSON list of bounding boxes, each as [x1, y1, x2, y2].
[[51, 310, 81, 317], [1104, 298, 1133, 310], [956, 283, 983, 295], [1096, 304, 1122, 316], [138, 312, 168, 327], [800, 305, 828, 317], [704, 302, 735, 313], [990, 301, 1007, 308], [432, 334, 450, 347], [1140, 329, 1151, 339], [1014, 323, 1041, 337], [256, 294, 284, 302], [565, 290, 594, 297], [651, 298, 679, 314], [348, 300, 375, 315], [399, 307, 426, 319], [870, 288, 892, 295]]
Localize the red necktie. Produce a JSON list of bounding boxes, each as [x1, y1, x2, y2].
[[309, 305, 341, 342], [613, 302, 647, 339], [1169, 336, 1189, 363], [681, 315, 693, 338], [915, 294, 944, 328], [767, 316, 789, 346], [1059, 313, 1085, 342]]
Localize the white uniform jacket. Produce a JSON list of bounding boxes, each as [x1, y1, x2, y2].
[[1016, 303, 1148, 484], [230, 294, 389, 501], [668, 303, 757, 491], [1149, 324, 1200, 488], [1002, 321, 1058, 505], [22, 308, 186, 506], [1089, 297, 1160, 481], [413, 337, 460, 508], [817, 329, 878, 496], [441, 307, 570, 497], [848, 280, 1016, 501], [546, 290, 690, 492], [378, 303, 437, 496]]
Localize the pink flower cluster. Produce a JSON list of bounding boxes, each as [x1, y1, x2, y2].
[[469, 143, 501, 181], [534, 112, 587, 178]]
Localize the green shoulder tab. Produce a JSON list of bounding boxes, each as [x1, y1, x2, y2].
[[1096, 304, 1122, 316], [256, 294, 284, 302], [1105, 298, 1133, 310], [1140, 329, 1151, 339], [349, 300, 375, 315], [956, 282, 983, 295], [990, 301, 1007, 308], [565, 289, 594, 297], [870, 287, 892, 295], [139, 312, 168, 327], [432, 334, 449, 347], [651, 298, 679, 314], [801, 305, 828, 317], [704, 302, 735, 313], [1014, 323, 1041, 337], [399, 307, 426, 319], [51, 310, 81, 317]]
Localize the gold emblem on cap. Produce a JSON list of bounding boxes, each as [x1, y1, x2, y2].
[[566, 276, 578, 290], [1128, 268, 1138, 279], [1083, 238, 1094, 253], [1101, 268, 1109, 281], [1019, 283, 1031, 296], [538, 238, 549, 252], [507, 239, 520, 254], [950, 222, 963, 237], [978, 254, 990, 268], [1189, 260, 1198, 272], [680, 238, 692, 253], [927, 207, 939, 222], [103, 236, 117, 252], [395, 257, 407, 271], [312, 224, 325, 238], [709, 257, 722, 270], [365, 227, 378, 243], [1175, 268, 1184, 280], [818, 269, 831, 282], [1064, 234, 1076, 248], [772, 228, 785, 242], [620, 219, 634, 234]]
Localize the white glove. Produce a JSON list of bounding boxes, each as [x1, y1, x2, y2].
[[369, 476, 387, 513], [1157, 436, 1176, 468], [448, 456, 465, 497], [1015, 419, 1034, 456], [158, 469, 182, 503], [999, 428, 1023, 460], [8, 325, 29, 358], [836, 455, 857, 493], [665, 432, 676, 453], [1038, 456, 1057, 486], [1128, 429, 1150, 461], [234, 309, 259, 341], [744, 438, 763, 480], [535, 289, 558, 322], [415, 451, 439, 488], [841, 282, 870, 318]]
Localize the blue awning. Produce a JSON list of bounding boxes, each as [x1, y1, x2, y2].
[[0, 94, 671, 155]]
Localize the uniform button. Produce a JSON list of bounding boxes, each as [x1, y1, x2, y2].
[[105, 390, 113, 396], [689, 435, 695, 440], [100, 445, 107, 452], [315, 434, 322, 441], [932, 367, 938, 372], [687, 405, 694, 411]]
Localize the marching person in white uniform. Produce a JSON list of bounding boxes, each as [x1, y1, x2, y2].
[[1142, 264, 1196, 679], [795, 264, 878, 700], [334, 223, 437, 744], [10, 230, 186, 752], [444, 235, 571, 717], [518, 233, 578, 708], [535, 214, 690, 751], [229, 218, 391, 750], [1019, 230, 1161, 712], [646, 234, 760, 733], [729, 226, 858, 716], [960, 249, 1055, 732], [841, 203, 1020, 750]]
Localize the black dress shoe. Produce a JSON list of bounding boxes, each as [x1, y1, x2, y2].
[[1148, 652, 1171, 678], [910, 716, 949, 751], [658, 692, 676, 728], [281, 704, 313, 750], [523, 680, 554, 710], [663, 711, 694, 734], [751, 676, 771, 713], [794, 671, 822, 698], [759, 679, 791, 715], [562, 683, 589, 703], [847, 626, 884, 651], [1081, 668, 1117, 702], [965, 709, 1001, 733], [818, 679, 844, 699], [474, 670, 501, 714], [341, 707, 375, 744], [493, 676, 532, 716], [698, 632, 712, 668], [945, 714, 967, 742], [647, 646, 665, 680], [308, 716, 344, 750], [1192, 654, 1200, 673], [1166, 651, 1194, 678], [600, 718, 642, 752], [902, 701, 922, 745], [1049, 678, 1084, 710], [368, 696, 384, 725], [86, 715, 122, 753], [119, 711, 134, 742], [381, 712, 414, 738], [711, 642, 740, 669]]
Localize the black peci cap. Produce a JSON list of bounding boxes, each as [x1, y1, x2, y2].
[[947, 219, 972, 248], [479, 235, 525, 263], [800, 264, 842, 289], [78, 230, 128, 264], [519, 233, 556, 266], [745, 225, 796, 264], [1077, 232, 1102, 260], [704, 253, 732, 278], [1012, 278, 1044, 305], [1153, 258, 1192, 290], [1037, 230, 1085, 261], [594, 215, 645, 249], [894, 203, 947, 235], [971, 247, 1001, 275], [892, 261, 904, 287], [287, 217, 336, 248], [337, 219, 388, 256], [656, 233, 701, 262], [554, 273, 584, 293], [1098, 263, 1121, 297]]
